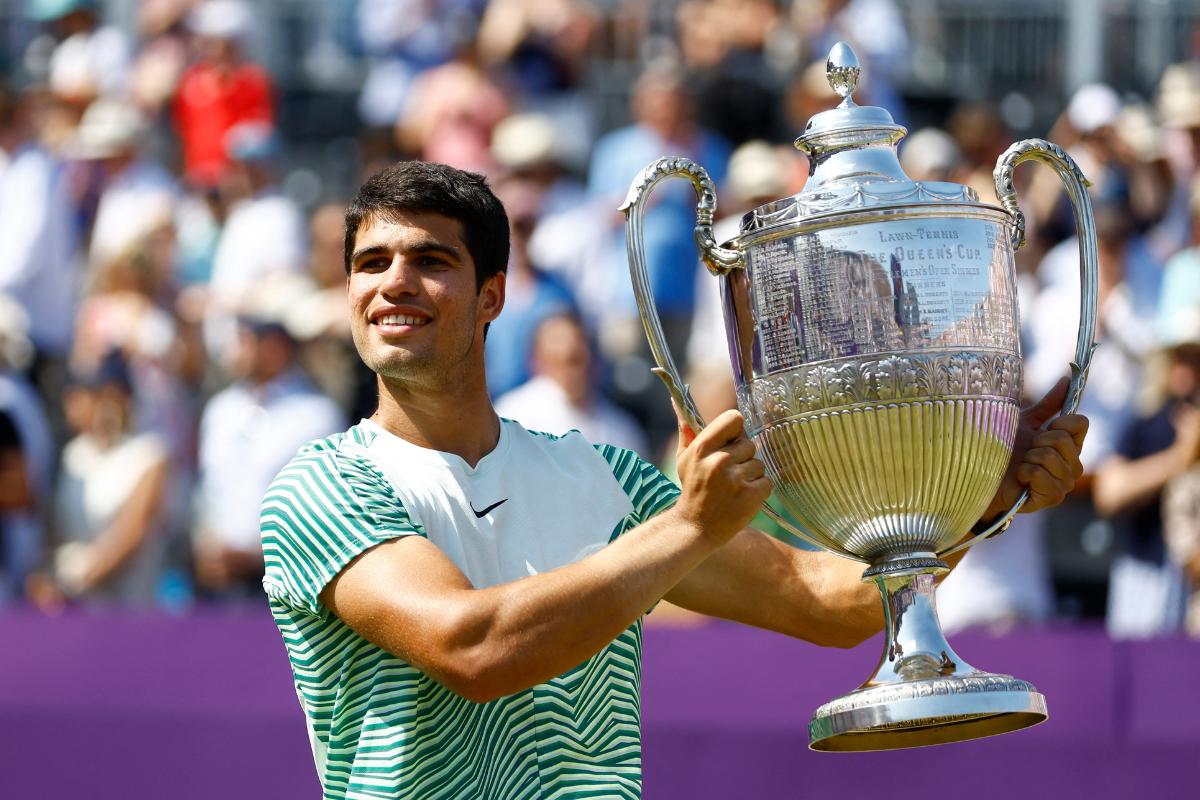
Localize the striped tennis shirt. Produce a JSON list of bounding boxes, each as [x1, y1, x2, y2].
[[261, 418, 680, 799]]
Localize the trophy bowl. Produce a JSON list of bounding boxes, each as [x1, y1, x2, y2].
[[621, 42, 1098, 751]]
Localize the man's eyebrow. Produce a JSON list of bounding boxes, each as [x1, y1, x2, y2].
[[351, 244, 389, 265], [350, 240, 463, 265], [407, 240, 463, 260]]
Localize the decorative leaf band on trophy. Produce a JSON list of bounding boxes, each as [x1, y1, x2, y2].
[[739, 351, 1023, 433], [621, 41, 1099, 751]]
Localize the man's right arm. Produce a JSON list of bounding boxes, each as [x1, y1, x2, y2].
[[318, 410, 769, 703]]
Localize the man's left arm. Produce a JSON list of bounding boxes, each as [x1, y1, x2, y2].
[[664, 378, 1088, 648]]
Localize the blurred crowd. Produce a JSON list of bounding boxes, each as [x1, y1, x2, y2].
[[0, 0, 1199, 640]]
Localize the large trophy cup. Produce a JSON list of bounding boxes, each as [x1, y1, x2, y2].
[[621, 43, 1098, 751]]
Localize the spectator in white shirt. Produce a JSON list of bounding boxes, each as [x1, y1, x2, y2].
[[69, 98, 178, 277], [496, 312, 646, 456], [194, 282, 344, 598], [204, 122, 307, 368], [0, 88, 81, 360]]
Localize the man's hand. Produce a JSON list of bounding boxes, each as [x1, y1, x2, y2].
[[673, 407, 772, 546], [982, 377, 1089, 520]]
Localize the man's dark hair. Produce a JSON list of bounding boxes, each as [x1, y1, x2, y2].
[[344, 161, 510, 290]]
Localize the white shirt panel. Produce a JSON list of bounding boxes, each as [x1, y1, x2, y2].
[[353, 418, 634, 589]]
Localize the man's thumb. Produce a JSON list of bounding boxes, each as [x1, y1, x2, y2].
[[1024, 376, 1069, 428]]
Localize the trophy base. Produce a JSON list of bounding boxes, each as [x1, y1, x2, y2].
[[808, 672, 1047, 751], [808, 566, 1048, 752]]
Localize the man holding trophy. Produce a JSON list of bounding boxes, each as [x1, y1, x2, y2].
[[260, 45, 1090, 800]]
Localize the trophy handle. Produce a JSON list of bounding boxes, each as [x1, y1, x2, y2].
[[618, 156, 743, 431], [619, 157, 848, 557], [938, 139, 1100, 559]]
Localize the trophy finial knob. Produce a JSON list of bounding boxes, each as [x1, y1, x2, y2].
[[826, 42, 860, 105]]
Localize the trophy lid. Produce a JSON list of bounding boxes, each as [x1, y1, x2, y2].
[[794, 42, 905, 154], [739, 42, 982, 237]]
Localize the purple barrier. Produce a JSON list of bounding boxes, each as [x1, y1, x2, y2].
[[1, 609, 1196, 799]]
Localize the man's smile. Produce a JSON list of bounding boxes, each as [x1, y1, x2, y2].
[[370, 307, 433, 336]]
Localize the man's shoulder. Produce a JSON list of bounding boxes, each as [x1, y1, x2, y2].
[[268, 426, 376, 492]]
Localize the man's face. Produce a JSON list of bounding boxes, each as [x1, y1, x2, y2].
[[347, 211, 503, 387]]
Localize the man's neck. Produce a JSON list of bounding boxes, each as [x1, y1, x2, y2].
[[371, 374, 501, 468]]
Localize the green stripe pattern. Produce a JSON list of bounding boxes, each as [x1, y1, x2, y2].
[[262, 430, 680, 799]]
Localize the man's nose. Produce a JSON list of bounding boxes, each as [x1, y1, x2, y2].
[[379, 259, 420, 296]]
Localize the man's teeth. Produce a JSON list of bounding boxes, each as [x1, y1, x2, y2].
[[377, 314, 428, 326]]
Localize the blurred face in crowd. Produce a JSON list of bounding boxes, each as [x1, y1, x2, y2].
[[347, 212, 504, 388], [230, 323, 294, 385], [310, 203, 349, 289], [633, 72, 691, 139], [1167, 344, 1200, 404], [533, 315, 591, 407], [63, 381, 132, 445], [193, 34, 240, 68]]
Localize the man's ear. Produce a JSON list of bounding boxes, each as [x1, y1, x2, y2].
[[479, 271, 506, 324]]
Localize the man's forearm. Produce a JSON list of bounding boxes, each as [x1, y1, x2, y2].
[[397, 507, 726, 702], [664, 525, 976, 649], [664, 527, 879, 647]]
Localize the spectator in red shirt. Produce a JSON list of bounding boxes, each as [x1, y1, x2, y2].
[[172, 0, 272, 188]]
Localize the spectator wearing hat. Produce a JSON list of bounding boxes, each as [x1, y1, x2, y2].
[[899, 127, 964, 184], [172, 0, 273, 188], [194, 280, 345, 598], [1157, 61, 1200, 179], [491, 112, 585, 216], [30, 0, 131, 109], [70, 98, 179, 276], [52, 350, 171, 606]]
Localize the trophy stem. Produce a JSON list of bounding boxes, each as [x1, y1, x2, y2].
[[808, 564, 1048, 751]]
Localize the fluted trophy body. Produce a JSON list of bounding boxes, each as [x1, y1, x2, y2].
[[725, 206, 1022, 568], [621, 42, 1098, 751]]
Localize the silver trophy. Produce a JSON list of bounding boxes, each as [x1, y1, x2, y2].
[[621, 42, 1098, 751]]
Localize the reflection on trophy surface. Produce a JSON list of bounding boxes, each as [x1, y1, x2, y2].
[[621, 42, 1099, 751]]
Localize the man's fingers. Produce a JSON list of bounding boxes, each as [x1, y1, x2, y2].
[[724, 435, 757, 463], [746, 475, 774, 501], [1016, 462, 1070, 509], [1046, 413, 1089, 451], [734, 457, 767, 482], [692, 409, 747, 451], [1022, 446, 1075, 484], [1030, 428, 1084, 479], [1023, 376, 1070, 429]]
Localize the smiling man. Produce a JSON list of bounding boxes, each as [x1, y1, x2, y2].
[[260, 161, 1088, 800]]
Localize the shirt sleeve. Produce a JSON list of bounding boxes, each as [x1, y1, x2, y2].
[[260, 443, 424, 617], [593, 443, 680, 532]]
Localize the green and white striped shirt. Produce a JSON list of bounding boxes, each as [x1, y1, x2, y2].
[[261, 420, 680, 799]]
